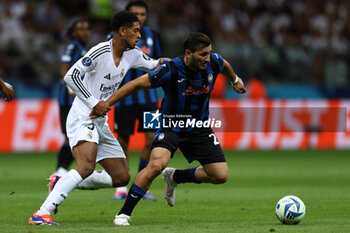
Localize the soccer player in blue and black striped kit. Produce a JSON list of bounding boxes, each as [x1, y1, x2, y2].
[[54, 18, 90, 176], [91, 32, 247, 225], [107, 1, 162, 200]]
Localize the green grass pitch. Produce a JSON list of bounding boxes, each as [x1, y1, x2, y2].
[[0, 150, 350, 233]]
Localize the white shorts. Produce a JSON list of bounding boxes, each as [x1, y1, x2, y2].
[[66, 108, 125, 162]]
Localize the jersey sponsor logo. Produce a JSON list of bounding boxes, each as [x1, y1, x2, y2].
[[99, 82, 121, 99], [82, 57, 92, 66], [104, 73, 111, 80], [182, 85, 210, 96]]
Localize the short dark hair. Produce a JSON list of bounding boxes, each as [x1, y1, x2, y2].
[[111, 11, 139, 32], [125, 1, 148, 12], [184, 32, 211, 52]]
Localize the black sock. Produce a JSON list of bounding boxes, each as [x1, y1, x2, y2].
[[57, 143, 74, 170], [173, 167, 201, 184], [118, 183, 146, 216]]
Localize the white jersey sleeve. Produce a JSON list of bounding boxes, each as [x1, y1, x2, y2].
[[128, 47, 159, 72], [63, 50, 99, 109]]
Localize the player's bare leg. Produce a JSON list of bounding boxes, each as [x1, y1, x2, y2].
[[113, 132, 157, 200], [31, 141, 98, 225], [114, 147, 171, 225], [100, 158, 130, 187], [192, 162, 228, 184], [73, 141, 98, 178], [162, 162, 228, 207], [134, 147, 171, 190]]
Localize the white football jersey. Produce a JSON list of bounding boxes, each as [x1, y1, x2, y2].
[[64, 40, 159, 117]]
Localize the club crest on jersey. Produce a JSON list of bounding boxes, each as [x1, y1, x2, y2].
[[208, 73, 213, 82], [120, 68, 125, 78], [88, 131, 93, 139], [82, 57, 92, 67], [158, 133, 165, 141]]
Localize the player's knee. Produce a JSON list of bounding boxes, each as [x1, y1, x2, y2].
[[76, 164, 95, 179], [211, 172, 228, 184], [147, 161, 166, 177], [112, 172, 130, 187], [115, 174, 130, 187], [75, 162, 96, 179]]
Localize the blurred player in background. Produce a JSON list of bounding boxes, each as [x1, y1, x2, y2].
[[107, 1, 163, 200], [91, 32, 246, 225], [53, 18, 91, 176], [29, 11, 169, 226], [0, 77, 15, 101]]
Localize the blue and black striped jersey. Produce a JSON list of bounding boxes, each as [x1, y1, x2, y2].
[[59, 40, 87, 106], [148, 52, 224, 132], [107, 26, 162, 106]]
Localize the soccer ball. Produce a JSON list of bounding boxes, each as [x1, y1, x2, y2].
[[275, 195, 306, 225]]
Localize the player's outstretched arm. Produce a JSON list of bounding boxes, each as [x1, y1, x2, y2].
[[106, 74, 151, 107], [221, 59, 246, 94], [89, 74, 152, 119], [0, 78, 15, 102]]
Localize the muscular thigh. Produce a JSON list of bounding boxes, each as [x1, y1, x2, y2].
[[99, 158, 129, 177], [73, 141, 98, 164]]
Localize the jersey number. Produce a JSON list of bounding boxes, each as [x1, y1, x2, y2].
[[209, 133, 219, 145]]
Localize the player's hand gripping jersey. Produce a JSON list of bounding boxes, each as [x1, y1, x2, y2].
[[64, 40, 159, 118]]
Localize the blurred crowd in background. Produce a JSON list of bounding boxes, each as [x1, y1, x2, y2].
[[0, 0, 350, 98]]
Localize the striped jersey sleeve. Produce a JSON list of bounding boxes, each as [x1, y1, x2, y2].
[[210, 52, 224, 74], [63, 45, 102, 109]]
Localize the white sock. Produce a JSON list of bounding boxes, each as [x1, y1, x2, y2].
[[53, 167, 68, 176], [37, 169, 82, 215], [116, 186, 127, 193], [76, 170, 113, 190]]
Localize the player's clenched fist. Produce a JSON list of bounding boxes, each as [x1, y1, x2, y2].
[[90, 100, 111, 119]]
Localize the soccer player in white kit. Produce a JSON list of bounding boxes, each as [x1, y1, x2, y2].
[[29, 11, 165, 225]]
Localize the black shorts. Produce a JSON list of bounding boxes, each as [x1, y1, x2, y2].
[[114, 103, 158, 135], [59, 104, 71, 135], [151, 128, 226, 165]]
